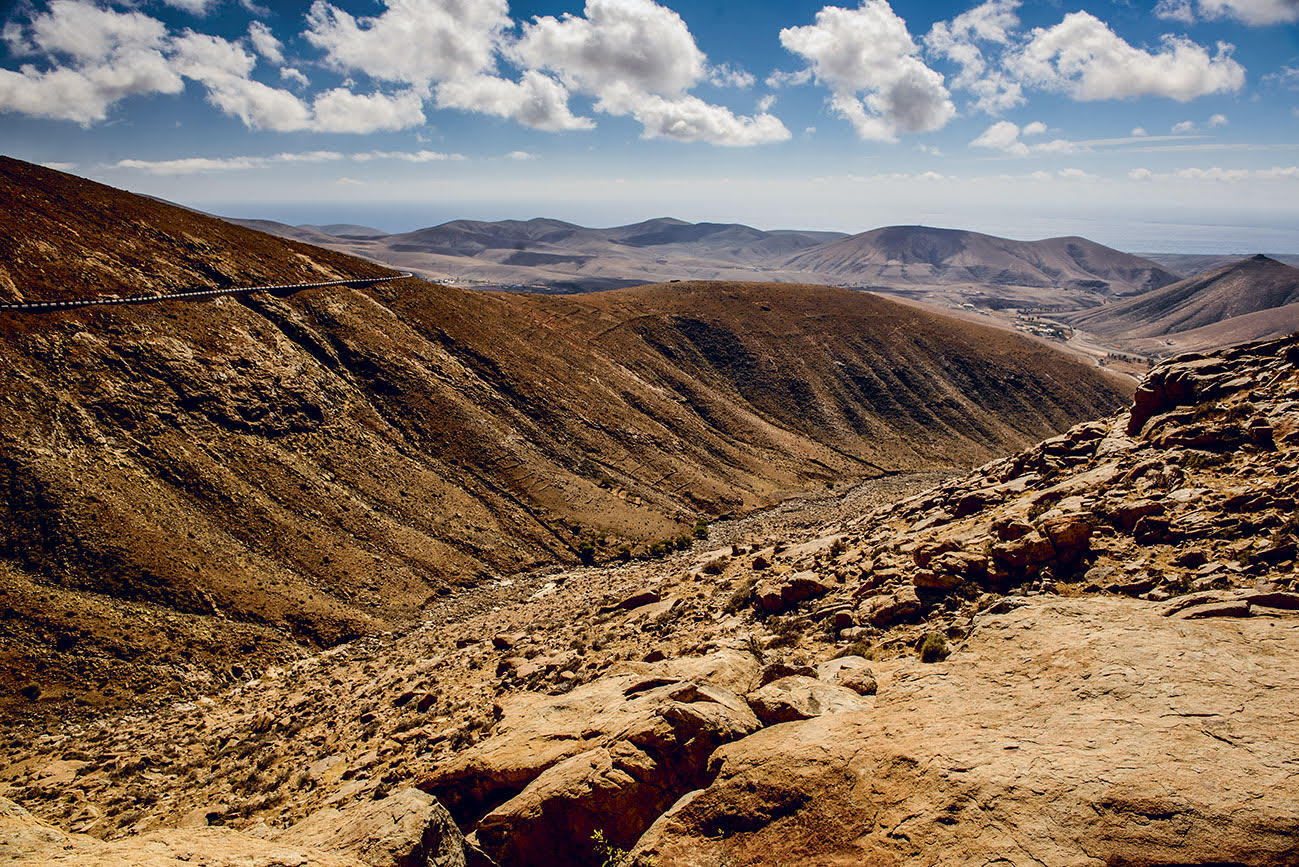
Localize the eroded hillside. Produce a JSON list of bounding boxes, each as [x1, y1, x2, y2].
[[0, 159, 1129, 717], [2, 332, 1295, 867]]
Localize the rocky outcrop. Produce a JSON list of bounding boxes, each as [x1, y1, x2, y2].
[[630, 597, 1299, 866], [418, 651, 761, 867], [0, 791, 463, 866]]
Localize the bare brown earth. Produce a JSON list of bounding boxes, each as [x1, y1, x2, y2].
[[0, 158, 1129, 721], [1, 335, 1295, 867], [1065, 254, 1299, 340]]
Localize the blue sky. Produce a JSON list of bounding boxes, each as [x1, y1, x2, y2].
[[1, 0, 1297, 251]]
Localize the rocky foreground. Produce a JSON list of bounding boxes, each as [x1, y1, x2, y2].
[[2, 334, 1298, 866]]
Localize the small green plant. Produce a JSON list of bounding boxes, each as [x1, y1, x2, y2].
[[692, 520, 710, 539], [836, 639, 875, 660], [577, 541, 596, 566], [649, 541, 668, 558], [592, 829, 629, 867], [918, 632, 949, 663], [616, 544, 632, 562]]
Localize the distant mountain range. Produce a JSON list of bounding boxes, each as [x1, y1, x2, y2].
[[226, 216, 1181, 303]]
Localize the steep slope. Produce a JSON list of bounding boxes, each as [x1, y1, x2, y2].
[[1066, 253, 1299, 340], [3, 335, 1295, 867], [0, 157, 1127, 716], [782, 225, 1181, 295]]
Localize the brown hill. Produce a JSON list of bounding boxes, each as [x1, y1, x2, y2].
[[1065, 254, 1299, 341], [0, 157, 1128, 716], [779, 225, 1180, 296], [3, 335, 1295, 867]]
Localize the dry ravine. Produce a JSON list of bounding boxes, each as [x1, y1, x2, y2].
[[2, 334, 1297, 865]]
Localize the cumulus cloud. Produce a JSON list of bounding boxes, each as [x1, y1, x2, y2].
[[0, 3, 427, 133], [1209, 112, 1228, 126], [311, 87, 426, 132], [514, 0, 705, 96], [505, 150, 535, 160], [1132, 126, 1148, 136], [597, 83, 790, 145], [435, 71, 594, 131], [280, 67, 309, 88], [1009, 11, 1245, 102], [780, 1, 955, 141], [969, 119, 1072, 155], [247, 21, 282, 65], [924, 0, 1023, 114], [1172, 120, 1197, 133], [0, 0, 182, 123], [306, 0, 510, 88], [513, 0, 787, 145]]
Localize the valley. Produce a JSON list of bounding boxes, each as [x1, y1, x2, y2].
[[0, 156, 1296, 867]]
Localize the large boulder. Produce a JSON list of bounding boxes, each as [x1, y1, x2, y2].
[[419, 651, 760, 867], [277, 787, 465, 867], [745, 676, 872, 725], [630, 597, 1299, 866]]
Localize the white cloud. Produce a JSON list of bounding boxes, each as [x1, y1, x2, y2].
[[1132, 126, 1148, 136], [158, 0, 214, 14], [40, 161, 77, 171], [597, 83, 791, 146], [515, 0, 706, 96], [971, 119, 1028, 155], [757, 94, 776, 112], [1009, 11, 1245, 102], [969, 119, 1070, 155], [0, 1, 182, 124], [1129, 165, 1299, 181], [280, 67, 309, 88], [1154, 0, 1197, 22], [505, 150, 535, 160], [925, 0, 1024, 114], [306, 0, 510, 88], [1057, 167, 1094, 179], [780, 1, 955, 141], [435, 71, 594, 131], [247, 21, 283, 65], [765, 68, 813, 88], [1264, 65, 1299, 89], [113, 151, 343, 174], [1198, 0, 1299, 25], [708, 63, 755, 89], [353, 149, 466, 162], [311, 87, 425, 133], [1209, 112, 1228, 126], [513, 0, 786, 144], [1172, 120, 1197, 133]]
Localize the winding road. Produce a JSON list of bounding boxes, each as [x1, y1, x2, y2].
[[0, 272, 413, 313]]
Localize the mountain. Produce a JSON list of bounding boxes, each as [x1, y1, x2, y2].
[[6, 334, 1297, 866], [0, 157, 1128, 716], [1137, 251, 1299, 278], [304, 223, 387, 238], [1065, 254, 1299, 340], [780, 225, 1181, 297]]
